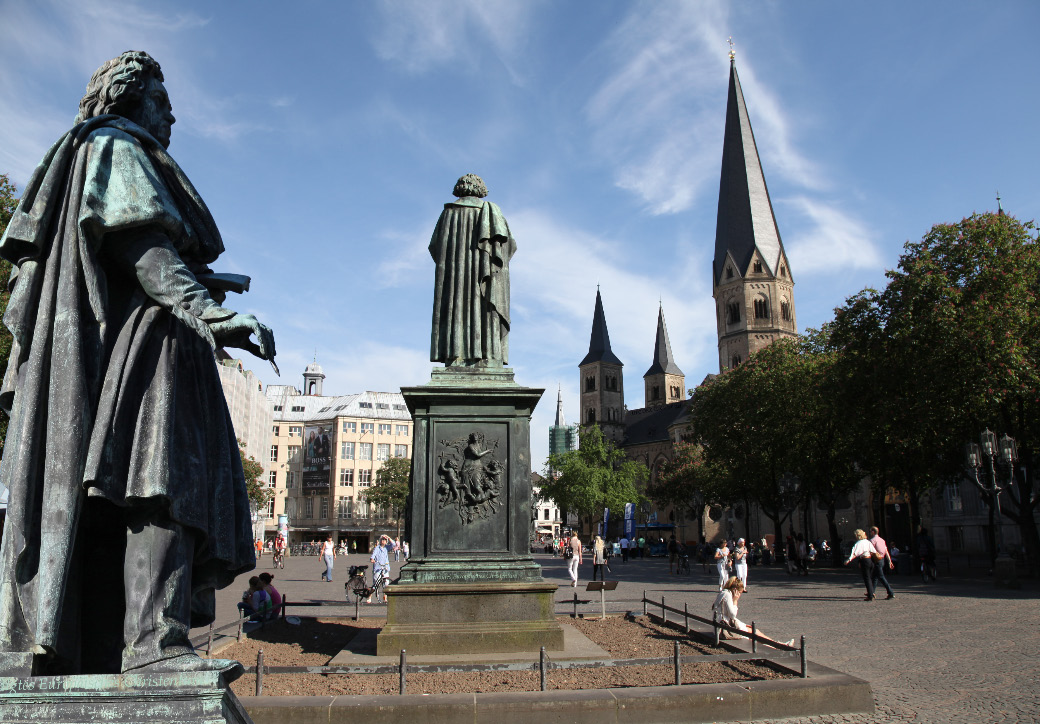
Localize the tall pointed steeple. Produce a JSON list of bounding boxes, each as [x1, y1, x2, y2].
[[554, 385, 566, 427], [580, 288, 623, 366], [712, 51, 797, 373], [579, 288, 625, 443], [643, 305, 685, 409]]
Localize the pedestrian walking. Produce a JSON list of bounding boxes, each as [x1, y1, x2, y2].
[[714, 539, 731, 590], [592, 535, 608, 581], [393, 536, 401, 562], [637, 536, 646, 559], [568, 532, 583, 586], [668, 535, 680, 574], [733, 538, 749, 589], [318, 535, 336, 583], [845, 529, 879, 600], [619, 535, 630, 563], [868, 527, 895, 599]]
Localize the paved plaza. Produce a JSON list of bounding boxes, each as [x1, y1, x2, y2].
[[198, 550, 1040, 723]]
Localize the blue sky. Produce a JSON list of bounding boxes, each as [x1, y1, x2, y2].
[[2, 0, 1039, 468]]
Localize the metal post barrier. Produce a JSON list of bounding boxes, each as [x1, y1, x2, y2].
[[661, 596, 666, 624], [237, 610, 245, 642], [281, 595, 287, 620], [683, 602, 689, 633], [572, 592, 579, 618], [206, 623, 214, 656], [399, 649, 407, 695], [642, 590, 647, 616], [800, 636, 807, 678], [673, 640, 681, 686], [255, 649, 264, 696], [600, 588, 606, 619], [712, 611, 720, 646], [539, 647, 547, 691], [751, 622, 757, 654]]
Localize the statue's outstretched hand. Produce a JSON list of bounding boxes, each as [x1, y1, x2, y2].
[[210, 313, 278, 371]]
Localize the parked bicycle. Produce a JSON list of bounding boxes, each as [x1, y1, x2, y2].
[[345, 564, 390, 604], [676, 552, 691, 575]]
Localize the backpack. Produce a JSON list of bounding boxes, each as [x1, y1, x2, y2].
[[565, 544, 574, 559]]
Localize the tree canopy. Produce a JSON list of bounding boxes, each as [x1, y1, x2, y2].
[[239, 439, 272, 512], [369, 455, 411, 536]]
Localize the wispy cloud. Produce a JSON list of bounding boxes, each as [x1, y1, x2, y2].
[[370, 0, 539, 84], [779, 196, 882, 274]]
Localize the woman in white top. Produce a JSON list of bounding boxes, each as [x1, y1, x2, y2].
[[714, 540, 731, 590], [844, 528, 878, 600], [712, 577, 793, 647], [592, 535, 607, 581], [732, 538, 749, 590]]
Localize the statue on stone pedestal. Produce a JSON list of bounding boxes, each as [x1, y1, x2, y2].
[[0, 51, 276, 677], [429, 174, 515, 367]]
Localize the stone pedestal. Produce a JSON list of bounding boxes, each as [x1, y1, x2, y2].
[[0, 669, 252, 724], [377, 368, 564, 655]]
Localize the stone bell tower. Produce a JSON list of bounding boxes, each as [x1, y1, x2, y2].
[[579, 288, 625, 444], [712, 53, 797, 372]]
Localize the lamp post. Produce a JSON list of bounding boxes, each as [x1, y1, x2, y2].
[[965, 429, 1019, 588]]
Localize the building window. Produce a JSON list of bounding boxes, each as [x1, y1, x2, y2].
[[586, 408, 596, 424], [287, 445, 301, 463], [341, 441, 355, 460], [343, 421, 356, 434], [273, 405, 283, 412], [360, 443, 373, 460], [377, 443, 390, 461], [731, 355, 743, 368], [268, 471, 277, 488], [394, 444, 408, 458], [544, 509, 550, 521], [320, 496, 328, 519], [288, 426, 302, 437], [396, 425, 409, 436], [753, 260, 762, 273], [948, 525, 963, 551], [754, 298, 769, 319], [378, 423, 391, 435], [356, 497, 369, 518], [780, 265, 787, 278], [286, 471, 297, 488], [269, 445, 278, 462], [358, 469, 372, 486], [338, 496, 353, 519], [266, 499, 275, 517], [304, 497, 313, 519], [727, 302, 740, 324], [605, 374, 618, 391], [272, 425, 280, 435], [780, 300, 791, 321], [944, 483, 963, 514], [585, 375, 596, 392], [340, 468, 354, 484], [291, 405, 304, 413], [670, 385, 681, 399], [359, 402, 373, 409], [361, 422, 374, 435], [726, 267, 734, 279], [651, 385, 661, 401]]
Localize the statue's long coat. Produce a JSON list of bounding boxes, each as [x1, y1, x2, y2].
[[429, 197, 515, 365], [0, 116, 254, 662]]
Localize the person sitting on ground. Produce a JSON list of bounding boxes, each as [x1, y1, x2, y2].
[[711, 577, 794, 647], [258, 572, 282, 617], [237, 576, 272, 622]]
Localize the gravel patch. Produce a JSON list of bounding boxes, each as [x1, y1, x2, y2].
[[222, 615, 792, 697]]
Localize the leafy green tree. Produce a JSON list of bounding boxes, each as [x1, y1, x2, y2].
[[647, 441, 718, 543], [0, 175, 16, 456], [369, 455, 411, 536], [831, 212, 1040, 570], [542, 424, 647, 534], [239, 439, 272, 512]]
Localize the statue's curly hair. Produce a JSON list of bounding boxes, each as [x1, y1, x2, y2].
[[452, 174, 488, 199], [75, 51, 164, 123]]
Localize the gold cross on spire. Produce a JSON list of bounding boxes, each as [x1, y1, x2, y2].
[[728, 37, 735, 62]]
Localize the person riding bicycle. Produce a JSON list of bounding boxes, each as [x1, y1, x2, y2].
[[368, 535, 391, 603], [273, 533, 287, 567]]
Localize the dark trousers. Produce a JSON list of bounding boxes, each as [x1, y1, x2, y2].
[[592, 563, 605, 581], [857, 557, 875, 597], [871, 559, 894, 596], [621, 548, 628, 562]]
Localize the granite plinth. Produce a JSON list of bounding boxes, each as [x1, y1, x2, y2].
[[377, 581, 565, 656], [0, 670, 252, 724]]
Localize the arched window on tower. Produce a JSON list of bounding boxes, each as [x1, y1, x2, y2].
[[754, 297, 770, 320], [727, 302, 740, 324], [651, 385, 661, 401], [753, 261, 762, 273], [780, 265, 787, 278], [585, 375, 596, 392], [781, 300, 791, 321], [726, 267, 734, 279], [587, 408, 596, 424], [731, 354, 743, 368]]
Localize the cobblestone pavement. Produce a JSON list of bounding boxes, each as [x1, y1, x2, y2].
[[198, 550, 1040, 723]]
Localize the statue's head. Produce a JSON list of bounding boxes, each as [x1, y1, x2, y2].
[[453, 174, 488, 199], [76, 51, 175, 149]]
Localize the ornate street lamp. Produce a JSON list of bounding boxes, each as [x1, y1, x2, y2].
[[965, 429, 1018, 587]]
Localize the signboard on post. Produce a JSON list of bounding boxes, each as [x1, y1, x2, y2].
[[302, 424, 333, 495], [624, 502, 635, 539]]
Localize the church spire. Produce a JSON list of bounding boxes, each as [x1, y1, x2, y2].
[[644, 304, 683, 378], [580, 288, 623, 366], [712, 56, 786, 285], [555, 385, 565, 427]]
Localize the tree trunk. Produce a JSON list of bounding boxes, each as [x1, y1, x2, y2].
[[826, 501, 842, 566]]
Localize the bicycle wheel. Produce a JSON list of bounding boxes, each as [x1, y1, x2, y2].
[[678, 558, 690, 575], [348, 575, 368, 603]]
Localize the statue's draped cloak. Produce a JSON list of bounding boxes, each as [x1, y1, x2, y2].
[[0, 116, 255, 660], [429, 197, 514, 365]]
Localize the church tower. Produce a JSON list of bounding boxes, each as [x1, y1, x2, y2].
[[303, 358, 325, 396], [579, 289, 625, 444], [712, 53, 797, 372], [643, 305, 685, 409]]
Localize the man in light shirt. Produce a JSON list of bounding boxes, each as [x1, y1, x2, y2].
[[868, 526, 895, 599]]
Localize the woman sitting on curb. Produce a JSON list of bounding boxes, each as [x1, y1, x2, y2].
[[712, 577, 794, 647]]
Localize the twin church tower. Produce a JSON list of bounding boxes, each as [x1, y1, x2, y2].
[[581, 55, 798, 447]]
